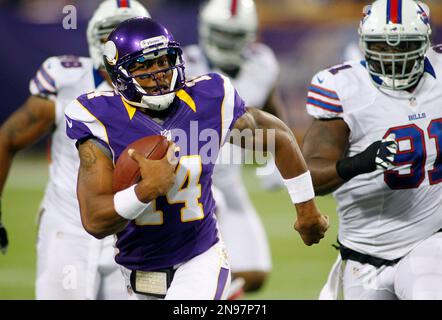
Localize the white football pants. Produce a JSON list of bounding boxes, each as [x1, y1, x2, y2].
[[36, 210, 126, 300], [320, 232, 442, 300], [121, 240, 231, 300]]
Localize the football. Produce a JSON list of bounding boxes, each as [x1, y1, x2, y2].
[[112, 135, 169, 193]]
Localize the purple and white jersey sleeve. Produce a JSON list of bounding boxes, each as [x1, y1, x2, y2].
[[64, 95, 113, 157], [219, 74, 246, 145]]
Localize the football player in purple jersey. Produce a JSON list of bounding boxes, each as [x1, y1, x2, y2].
[[65, 17, 329, 300], [0, 0, 150, 299]]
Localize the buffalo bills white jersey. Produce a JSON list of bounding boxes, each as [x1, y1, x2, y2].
[[306, 46, 442, 260], [184, 43, 279, 108], [29, 55, 111, 228]]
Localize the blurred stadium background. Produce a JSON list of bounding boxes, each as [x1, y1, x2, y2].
[[1, 0, 442, 299]]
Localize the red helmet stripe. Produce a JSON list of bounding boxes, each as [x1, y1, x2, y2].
[[387, 0, 402, 24], [230, 0, 238, 16], [118, 0, 129, 8]]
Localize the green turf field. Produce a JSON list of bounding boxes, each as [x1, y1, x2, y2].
[[0, 154, 339, 300]]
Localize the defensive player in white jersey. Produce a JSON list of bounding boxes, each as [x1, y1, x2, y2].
[[302, 0, 442, 299], [0, 0, 150, 299], [183, 0, 287, 294]]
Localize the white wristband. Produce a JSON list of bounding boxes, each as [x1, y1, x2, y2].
[[283, 170, 315, 204], [113, 185, 149, 220]]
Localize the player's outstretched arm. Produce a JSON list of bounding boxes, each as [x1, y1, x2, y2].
[[76, 140, 177, 239], [302, 118, 398, 195], [231, 107, 329, 246], [0, 96, 55, 254]]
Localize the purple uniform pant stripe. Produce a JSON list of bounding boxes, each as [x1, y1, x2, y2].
[[214, 267, 229, 300]]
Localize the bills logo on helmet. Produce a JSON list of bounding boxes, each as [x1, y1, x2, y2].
[[417, 4, 430, 25], [361, 5, 372, 25]]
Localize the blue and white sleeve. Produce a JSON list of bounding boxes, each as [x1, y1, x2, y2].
[[306, 69, 344, 119]]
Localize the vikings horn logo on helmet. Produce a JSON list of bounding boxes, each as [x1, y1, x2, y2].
[[104, 41, 119, 66]]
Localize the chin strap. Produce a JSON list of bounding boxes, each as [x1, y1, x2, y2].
[[121, 92, 176, 111], [141, 92, 176, 111]]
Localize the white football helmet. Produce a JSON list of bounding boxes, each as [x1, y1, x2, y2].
[[199, 0, 258, 70], [87, 0, 151, 69], [359, 0, 431, 91]]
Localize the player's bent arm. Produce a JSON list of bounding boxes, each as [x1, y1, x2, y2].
[[301, 118, 349, 195], [0, 96, 55, 196], [232, 107, 307, 179], [302, 118, 398, 194], [77, 140, 129, 239], [231, 107, 329, 246], [76, 140, 177, 239]]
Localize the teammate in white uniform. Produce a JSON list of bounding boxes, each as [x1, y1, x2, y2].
[[302, 0, 442, 299], [0, 0, 150, 299], [183, 0, 287, 293]]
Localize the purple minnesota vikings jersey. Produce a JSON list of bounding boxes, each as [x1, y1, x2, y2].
[[65, 73, 246, 270]]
